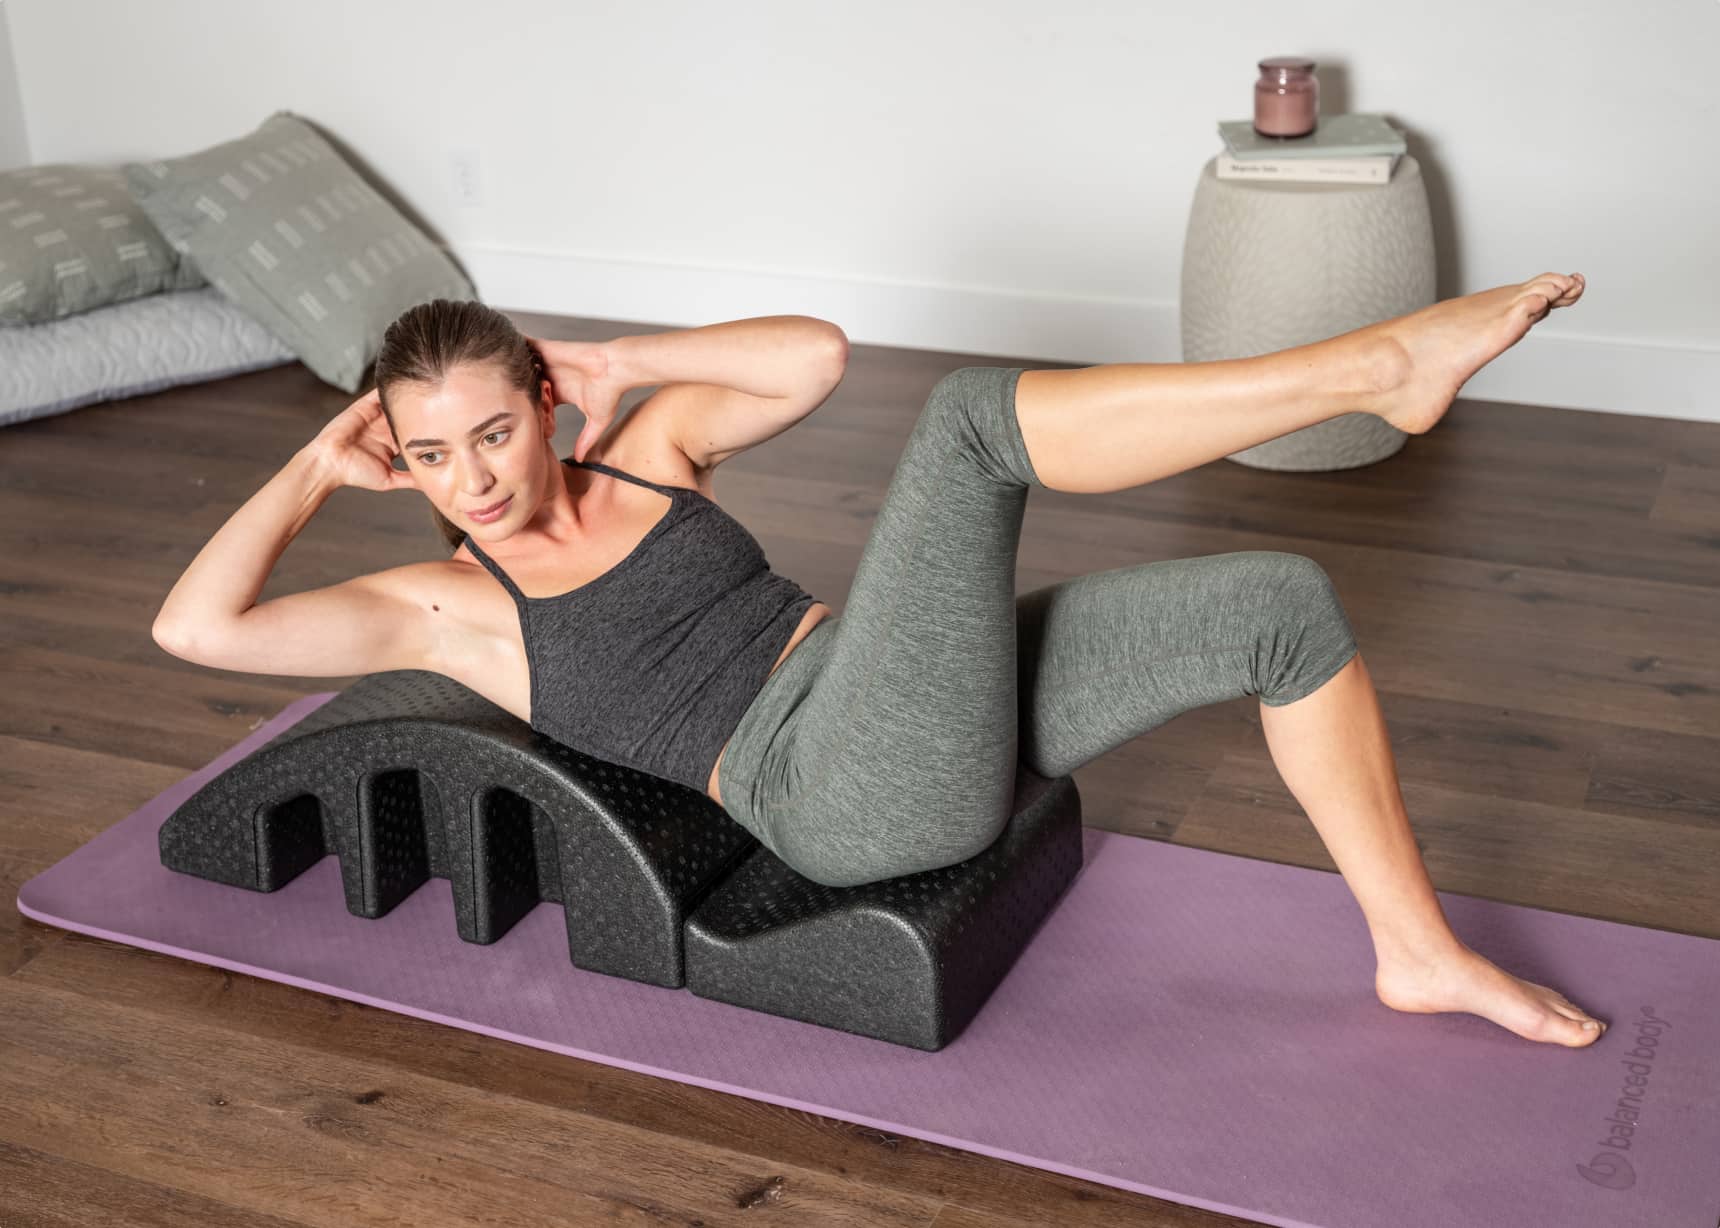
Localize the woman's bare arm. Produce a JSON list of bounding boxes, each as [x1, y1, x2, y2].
[[152, 444, 434, 678]]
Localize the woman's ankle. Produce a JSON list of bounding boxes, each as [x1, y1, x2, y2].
[[1344, 330, 1412, 419]]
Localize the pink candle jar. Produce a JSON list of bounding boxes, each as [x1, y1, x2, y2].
[[1254, 57, 1319, 138]]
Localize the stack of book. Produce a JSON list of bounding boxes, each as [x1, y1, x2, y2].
[[1215, 112, 1406, 185]]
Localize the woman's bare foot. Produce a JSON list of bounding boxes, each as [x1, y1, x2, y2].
[[1375, 941, 1608, 1047], [1356, 272, 1587, 435]]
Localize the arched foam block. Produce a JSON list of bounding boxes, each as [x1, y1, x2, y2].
[[157, 669, 1085, 1049]]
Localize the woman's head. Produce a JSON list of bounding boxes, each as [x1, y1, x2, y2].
[[373, 298, 556, 551]]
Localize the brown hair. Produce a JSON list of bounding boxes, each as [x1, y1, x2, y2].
[[373, 298, 548, 551]]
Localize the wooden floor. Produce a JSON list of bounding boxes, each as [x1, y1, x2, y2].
[[4, 310, 1718, 1226]]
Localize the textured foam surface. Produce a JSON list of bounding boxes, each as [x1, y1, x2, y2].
[[151, 671, 1083, 1050], [17, 695, 1720, 1227]]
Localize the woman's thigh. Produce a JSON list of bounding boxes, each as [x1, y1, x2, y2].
[[735, 365, 1042, 888], [719, 371, 1357, 888], [1014, 550, 1360, 779]]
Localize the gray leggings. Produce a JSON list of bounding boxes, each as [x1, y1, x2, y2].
[[716, 365, 1359, 888]]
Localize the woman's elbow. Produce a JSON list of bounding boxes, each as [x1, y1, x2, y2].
[[153, 619, 206, 662], [152, 612, 245, 665]]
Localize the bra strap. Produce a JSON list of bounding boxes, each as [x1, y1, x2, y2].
[[566, 457, 684, 497], [460, 534, 526, 603]]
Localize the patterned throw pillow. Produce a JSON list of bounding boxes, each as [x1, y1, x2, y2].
[[0, 162, 205, 326], [124, 110, 475, 393], [2, 287, 296, 428]]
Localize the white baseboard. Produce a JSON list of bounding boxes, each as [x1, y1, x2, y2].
[[458, 243, 1720, 425]]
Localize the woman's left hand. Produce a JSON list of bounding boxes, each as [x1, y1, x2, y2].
[[526, 336, 628, 463]]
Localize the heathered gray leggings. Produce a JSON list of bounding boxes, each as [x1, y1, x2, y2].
[[716, 365, 1360, 889]]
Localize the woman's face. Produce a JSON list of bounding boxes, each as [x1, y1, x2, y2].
[[389, 361, 552, 536]]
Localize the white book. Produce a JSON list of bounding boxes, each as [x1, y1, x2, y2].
[[1215, 152, 1399, 185]]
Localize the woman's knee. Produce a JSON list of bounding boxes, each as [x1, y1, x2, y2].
[[1246, 552, 1358, 705], [1252, 551, 1339, 600], [922, 365, 1041, 489]]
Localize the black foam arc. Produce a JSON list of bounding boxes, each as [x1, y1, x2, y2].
[[158, 670, 1084, 1050]]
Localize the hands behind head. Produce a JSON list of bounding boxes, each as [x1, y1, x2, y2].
[[525, 336, 625, 463], [305, 388, 422, 494], [305, 335, 628, 496]]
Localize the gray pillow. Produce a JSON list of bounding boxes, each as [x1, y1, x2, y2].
[[123, 110, 475, 393], [1, 286, 295, 428], [0, 162, 205, 326]]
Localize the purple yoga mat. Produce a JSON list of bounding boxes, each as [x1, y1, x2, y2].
[[16, 694, 1720, 1228]]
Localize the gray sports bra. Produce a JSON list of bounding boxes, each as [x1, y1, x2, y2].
[[461, 458, 819, 793]]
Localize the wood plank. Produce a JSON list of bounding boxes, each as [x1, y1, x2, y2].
[[0, 735, 186, 978], [13, 941, 1169, 1225], [0, 1137, 311, 1228], [0, 977, 946, 1227], [1179, 751, 1720, 938]]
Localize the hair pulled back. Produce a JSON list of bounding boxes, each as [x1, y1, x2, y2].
[[373, 298, 547, 550]]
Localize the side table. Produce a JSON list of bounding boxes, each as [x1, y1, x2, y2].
[[1179, 152, 1436, 470]]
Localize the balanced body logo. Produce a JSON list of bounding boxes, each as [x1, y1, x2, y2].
[[1575, 1005, 1672, 1191]]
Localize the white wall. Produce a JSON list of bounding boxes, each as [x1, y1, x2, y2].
[[0, 5, 31, 170], [5, 0, 1717, 421]]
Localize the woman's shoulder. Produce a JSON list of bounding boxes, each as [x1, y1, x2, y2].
[[577, 394, 715, 500]]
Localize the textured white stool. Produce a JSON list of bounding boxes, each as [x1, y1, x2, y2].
[[1179, 153, 1436, 470]]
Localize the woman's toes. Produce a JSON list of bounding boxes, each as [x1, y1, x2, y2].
[[1534, 270, 1582, 307], [1527, 274, 1571, 302], [1540, 1009, 1595, 1041]]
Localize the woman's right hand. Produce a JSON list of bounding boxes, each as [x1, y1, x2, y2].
[[303, 388, 421, 493]]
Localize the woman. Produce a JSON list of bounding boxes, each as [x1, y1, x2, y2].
[[154, 274, 1606, 1048]]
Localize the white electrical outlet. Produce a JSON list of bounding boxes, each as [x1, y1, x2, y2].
[[450, 150, 483, 208]]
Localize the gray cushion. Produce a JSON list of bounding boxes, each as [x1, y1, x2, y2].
[[0, 286, 296, 429], [123, 110, 475, 393], [0, 162, 205, 326]]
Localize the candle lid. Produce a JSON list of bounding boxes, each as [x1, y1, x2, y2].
[[1258, 56, 1316, 71]]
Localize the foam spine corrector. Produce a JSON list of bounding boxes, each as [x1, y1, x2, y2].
[[157, 670, 1084, 1050]]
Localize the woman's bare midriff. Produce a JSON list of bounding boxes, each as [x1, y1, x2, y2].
[[707, 600, 831, 809]]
